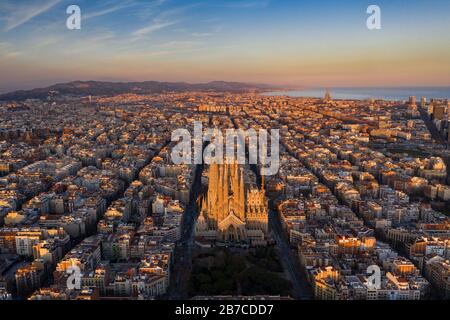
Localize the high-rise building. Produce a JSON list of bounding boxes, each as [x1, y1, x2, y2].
[[15, 231, 41, 257], [196, 162, 268, 245], [425, 256, 450, 299], [324, 89, 332, 102], [428, 103, 434, 117], [420, 96, 427, 108], [15, 266, 40, 297], [433, 105, 446, 120]]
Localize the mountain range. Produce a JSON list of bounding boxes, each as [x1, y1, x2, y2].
[[0, 80, 279, 101]]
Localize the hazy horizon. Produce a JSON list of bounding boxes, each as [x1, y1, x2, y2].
[[3, 79, 450, 96], [1, 0, 450, 91]]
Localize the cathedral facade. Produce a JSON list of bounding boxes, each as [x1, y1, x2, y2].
[[195, 162, 268, 246]]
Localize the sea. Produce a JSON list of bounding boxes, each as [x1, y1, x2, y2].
[[262, 87, 450, 101]]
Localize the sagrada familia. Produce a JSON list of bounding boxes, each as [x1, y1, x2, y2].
[[195, 162, 268, 246]]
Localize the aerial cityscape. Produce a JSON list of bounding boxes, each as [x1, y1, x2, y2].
[[0, 0, 449, 308]]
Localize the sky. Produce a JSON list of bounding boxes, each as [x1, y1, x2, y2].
[[0, 0, 450, 92]]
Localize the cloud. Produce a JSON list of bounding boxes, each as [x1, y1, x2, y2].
[[136, 45, 205, 59], [156, 3, 200, 19], [3, 0, 61, 32], [0, 42, 11, 50], [0, 42, 21, 60], [130, 3, 200, 40], [128, 0, 170, 20], [84, 1, 137, 20], [132, 20, 178, 37], [158, 40, 202, 49], [62, 32, 116, 55], [191, 32, 213, 37], [221, 0, 270, 9], [4, 51, 22, 59]]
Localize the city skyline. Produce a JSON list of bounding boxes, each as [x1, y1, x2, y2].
[[1, 0, 450, 92], [1, 0, 450, 308], [2, 90, 449, 301]]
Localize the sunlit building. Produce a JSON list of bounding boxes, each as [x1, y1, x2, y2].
[[196, 162, 268, 246]]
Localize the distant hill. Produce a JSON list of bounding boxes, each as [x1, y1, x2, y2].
[[0, 80, 278, 101]]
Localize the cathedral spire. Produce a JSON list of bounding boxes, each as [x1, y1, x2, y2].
[[261, 170, 265, 192], [239, 167, 245, 219], [197, 162, 268, 246]]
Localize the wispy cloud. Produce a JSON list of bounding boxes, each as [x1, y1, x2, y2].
[[132, 20, 178, 37], [130, 2, 199, 39], [131, 45, 205, 59], [3, 0, 61, 32], [62, 32, 116, 55], [0, 42, 11, 51], [84, 0, 137, 20], [221, 0, 270, 9], [0, 42, 21, 60], [4, 51, 22, 59], [129, 0, 170, 20], [156, 3, 201, 20], [158, 40, 202, 49], [191, 32, 213, 37]]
